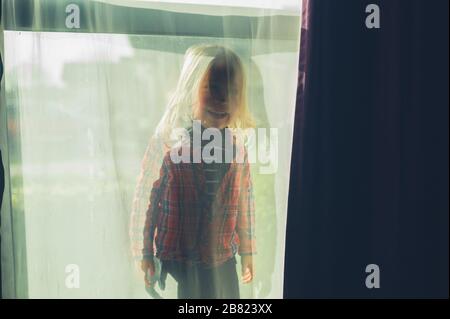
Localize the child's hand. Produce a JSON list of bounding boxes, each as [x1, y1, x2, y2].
[[241, 255, 254, 284], [141, 258, 156, 287]]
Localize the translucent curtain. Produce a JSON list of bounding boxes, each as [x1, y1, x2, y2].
[[0, 0, 302, 298]]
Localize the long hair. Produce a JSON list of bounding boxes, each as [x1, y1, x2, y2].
[[155, 44, 254, 146]]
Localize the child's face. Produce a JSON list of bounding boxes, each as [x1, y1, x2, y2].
[[195, 61, 241, 129]]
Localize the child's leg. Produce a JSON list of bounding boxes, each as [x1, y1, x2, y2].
[[162, 260, 205, 299], [217, 257, 240, 299], [198, 257, 240, 299]]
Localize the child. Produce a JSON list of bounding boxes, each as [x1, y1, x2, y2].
[[138, 44, 256, 299]]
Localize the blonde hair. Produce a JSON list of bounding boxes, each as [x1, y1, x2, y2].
[[155, 44, 254, 146]]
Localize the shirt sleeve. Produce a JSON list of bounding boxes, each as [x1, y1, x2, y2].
[[237, 152, 256, 256], [142, 156, 169, 260]]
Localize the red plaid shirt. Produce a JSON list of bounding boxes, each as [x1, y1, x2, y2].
[[142, 140, 256, 266]]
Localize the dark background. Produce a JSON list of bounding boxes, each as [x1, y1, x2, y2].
[[284, 0, 449, 298]]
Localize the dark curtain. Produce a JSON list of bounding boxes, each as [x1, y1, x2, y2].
[[285, 0, 449, 298]]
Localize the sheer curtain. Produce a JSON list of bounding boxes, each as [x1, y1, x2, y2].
[[0, 0, 302, 298]]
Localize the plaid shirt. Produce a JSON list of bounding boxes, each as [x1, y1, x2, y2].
[[142, 138, 256, 266]]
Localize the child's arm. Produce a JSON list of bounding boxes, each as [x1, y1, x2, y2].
[[142, 157, 169, 260], [141, 156, 169, 287], [236, 153, 256, 284], [237, 153, 256, 257]]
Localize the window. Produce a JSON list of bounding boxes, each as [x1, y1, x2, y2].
[[0, 0, 302, 298]]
